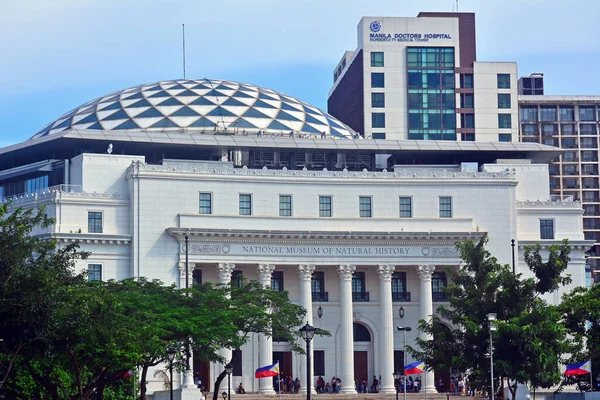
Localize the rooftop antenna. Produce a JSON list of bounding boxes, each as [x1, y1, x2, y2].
[[182, 24, 186, 79], [456, 0, 459, 11]]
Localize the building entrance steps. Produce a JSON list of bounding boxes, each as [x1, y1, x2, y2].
[[194, 393, 486, 400]]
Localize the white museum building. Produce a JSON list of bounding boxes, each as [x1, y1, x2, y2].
[[0, 79, 590, 396]]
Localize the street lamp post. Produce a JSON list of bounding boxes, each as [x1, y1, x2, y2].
[[487, 313, 497, 400], [299, 321, 316, 400], [225, 363, 233, 400], [397, 326, 412, 400], [393, 372, 401, 400], [166, 347, 176, 400]]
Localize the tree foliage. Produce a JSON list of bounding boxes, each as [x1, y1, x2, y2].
[[410, 235, 572, 399], [559, 283, 600, 392]]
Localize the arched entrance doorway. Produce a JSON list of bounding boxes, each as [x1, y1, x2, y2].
[[353, 322, 374, 392]]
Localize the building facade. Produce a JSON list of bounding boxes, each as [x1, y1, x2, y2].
[[518, 94, 600, 284], [327, 13, 519, 143], [0, 79, 591, 396]]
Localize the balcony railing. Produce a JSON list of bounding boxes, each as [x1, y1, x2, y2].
[[432, 292, 448, 302], [312, 292, 329, 302], [352, 292, 370, 302], [392, 292, 411, 302]]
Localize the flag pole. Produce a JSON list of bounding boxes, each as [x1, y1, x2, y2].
[[278, 360, 281, 400]]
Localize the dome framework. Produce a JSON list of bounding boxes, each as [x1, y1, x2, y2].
[[32, 79, 356, 140]]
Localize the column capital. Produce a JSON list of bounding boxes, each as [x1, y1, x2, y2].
[[337, 264, 356, 280], [297, 264, 316, 281], [257, 264, 276, 280], [417, 265, 436, 281], [377, 264, 395, 281], [216, 263, 235, 282]]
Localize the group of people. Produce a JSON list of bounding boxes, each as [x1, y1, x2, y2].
[[315, 376, 342, 393], [438, 375, 476, 396], [356, 375, 382, 393], [395, 375, 422, 392], [274, 375, 301, 394]]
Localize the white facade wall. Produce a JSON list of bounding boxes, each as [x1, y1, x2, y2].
[[473, 62, 519, 142], [7, 153, 590, 395]]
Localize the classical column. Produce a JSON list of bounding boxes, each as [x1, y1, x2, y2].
[[377, 264, 396, 393], [257, 264, 276, 395], [297, 264, 316, 394], [417, 265, 437, 393], [217, 263, 236, 367], [178, 262, 196, 389], [337, 264, 357, 394], [178, 262, 193, 289]]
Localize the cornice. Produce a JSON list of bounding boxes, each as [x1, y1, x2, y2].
[[516, 199, 582, 209], [38, 233, 131, 245], [6, 190, 129, 206], [167, 228, 484, 244], [128, 161, 515, 181], [517, 239, 593, 250]]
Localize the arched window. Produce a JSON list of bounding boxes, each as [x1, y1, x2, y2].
[[353, 323, 371, 342]]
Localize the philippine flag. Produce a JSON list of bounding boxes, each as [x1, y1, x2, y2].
[[255, 362, 280, 378], [565, 361, 591, 376], [404, 361, 425, 375]]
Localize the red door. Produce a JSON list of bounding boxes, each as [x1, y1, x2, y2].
[[354, 351, 368, 388], [193, 359, 210, 391]]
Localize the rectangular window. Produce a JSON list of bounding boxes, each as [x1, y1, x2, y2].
[[352, 271, 368, 301], [399, 197, 412, 218], [359, 196, 372, 218], [26, 175, 49, 194], [540, 219, 555, 239], [498, 114, 512, 129], [560, 107, 575, 121], [579, 106, 596, 122], [432, 272, 447, 301], [312, 271, 328, 301], [199, 193, 212, 214], [232, 349, 242, 376], [439, 197, 452, 218], [319, 196, 332, 217], [87, 264, 102, 281], [497, 74, 510, 89], [371, 93, 385, 108], [539, 106, 557, 122], [520, 106, 538, 122], [461, 94, 474, 109], [460, 74, 473, 89], [372, 113, 385, 128], [314, 350, 325, 375], [239, 194, 252, 216], [271, 271, 284, 292], [192, 269, 202, 285], [88, 211, 103, 233], [370, 52, 384, 67], [461, 114, 475, 128], [392, 272, 409, 302], [232, 270, 243, 288], [279, 195, 292, 216], [371, 73, 385, 88], [498, 94, 511, 109], [499, 134, 512, 142], [372, 132, 386, 140]]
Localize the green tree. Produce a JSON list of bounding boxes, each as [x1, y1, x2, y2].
[[0, 203, 87, 392], [411, 235, 571, 399], [559, 283, 600, 392]]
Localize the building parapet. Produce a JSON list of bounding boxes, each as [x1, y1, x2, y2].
[[129, 161, 516, 180], [516, 199, 582, 208], [4, 185, 128, 206]]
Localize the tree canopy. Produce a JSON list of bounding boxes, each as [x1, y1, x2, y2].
[[410, 235, 572, 399]]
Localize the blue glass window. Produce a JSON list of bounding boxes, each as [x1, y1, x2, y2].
[[540, 219, 554, 239], [497, 74, 511, 89], [499, 134, 512, 142], [371, 52, 384, 67], [399, 197, 412, 218], [88, 264, 102, 281], [359, 197, 372, 218], [199, 193, 212, 214], [439, 197, 452, 218], [372, 113, 385, 128], [88, 211, 103, 233], [498, 94, 511, 109], [371, 73, 385, 88], [239, 194, 252, 216], [279, 195, 292, 216], [319, 196, 332, 217], [498, 114, 512, 129], [371, 93, 385, 108], [372, 133, 386, 139]]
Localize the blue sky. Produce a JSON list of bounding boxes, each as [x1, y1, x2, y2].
[[1, 0, 599, 147]]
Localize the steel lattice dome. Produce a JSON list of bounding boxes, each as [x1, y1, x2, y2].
[[32, 79, 356, 140]]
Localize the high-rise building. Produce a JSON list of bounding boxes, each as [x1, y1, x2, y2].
[[327, 13, 519, 143], [519, 93, 600, 284]]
